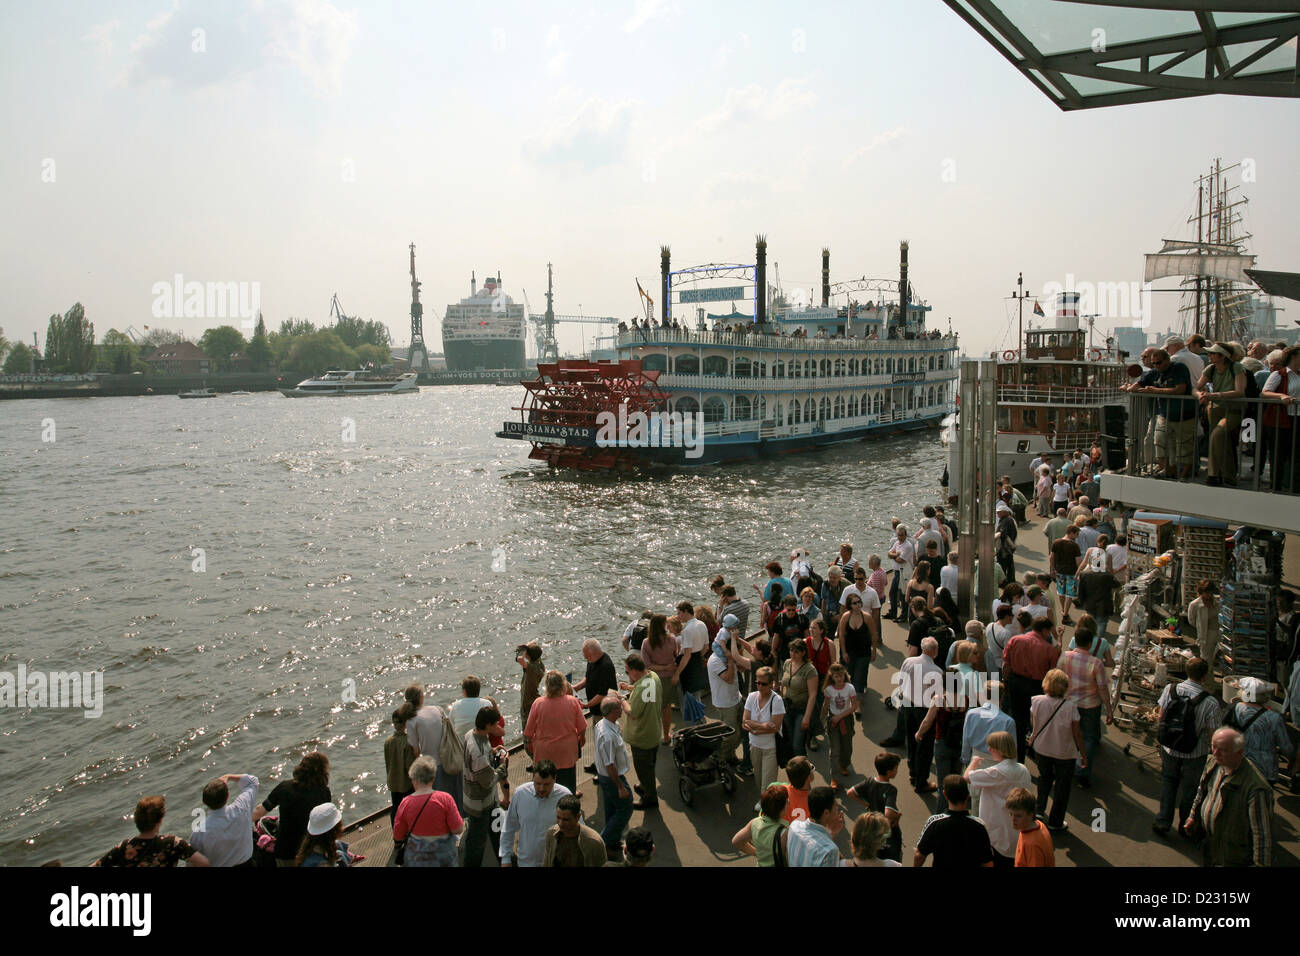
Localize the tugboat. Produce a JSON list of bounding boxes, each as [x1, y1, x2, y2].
[[498, 238, 959, 469]]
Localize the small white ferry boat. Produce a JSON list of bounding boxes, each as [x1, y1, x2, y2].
[[278, 369, 419, 398], [178, 387, 217, 399]]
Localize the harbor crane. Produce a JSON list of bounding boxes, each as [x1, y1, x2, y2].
[[524, 263, 620, 362]]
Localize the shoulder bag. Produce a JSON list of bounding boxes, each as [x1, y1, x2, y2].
[[1026, 698, 1066, 763]]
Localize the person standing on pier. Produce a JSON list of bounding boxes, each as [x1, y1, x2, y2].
[[462, 706, 509, 867], [1001, 620, 1062, 761], [1049, 525, 1083, 626], [744, 667, 786, 794], [995, 502, 1017, 582], [625, 653, 665, 809], [885, 523, 914, 621], [594, 697, 634, 862], [901, 637, 944, 793], [499, 761, 570, 867], [524, 671, 588, 795]]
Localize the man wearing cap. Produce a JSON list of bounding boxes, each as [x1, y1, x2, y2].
[[707, 617, 747, 765], [995, 501, 1017, 582]]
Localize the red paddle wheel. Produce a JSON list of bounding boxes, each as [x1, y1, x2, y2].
[[514, 359, 667, 471]]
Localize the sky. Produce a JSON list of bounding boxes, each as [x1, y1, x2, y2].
[[3, 0, 1298, 359]]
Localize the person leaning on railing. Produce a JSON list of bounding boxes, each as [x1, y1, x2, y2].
[[1261, 346, 1300, 493], [1195, 343, 1249, 487]]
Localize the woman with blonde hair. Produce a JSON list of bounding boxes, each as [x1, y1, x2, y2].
[[523, 669, 587, 794], [963, 730, 1031, 867], [1027, 669, 1085, 832], [845, 812, 901, 866]]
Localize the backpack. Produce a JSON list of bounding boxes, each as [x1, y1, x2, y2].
[[1224, 704, 1265, 734], [629, 621, 649, 650], [1158, 689, 1214, 752], [1242, 365, 1261, 400]]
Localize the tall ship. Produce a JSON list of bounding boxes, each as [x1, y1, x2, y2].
[[944, 291, 1128, 493], [498, 238, 959, 469], [440, 272, 526, 370]]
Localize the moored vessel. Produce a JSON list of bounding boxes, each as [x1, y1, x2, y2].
[[441, 272, 527, 371], [498, 239, 959, 469]]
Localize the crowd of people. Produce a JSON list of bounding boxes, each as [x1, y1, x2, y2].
[[1124, 335, 1300, 490], [89, 474, 1295, 868]]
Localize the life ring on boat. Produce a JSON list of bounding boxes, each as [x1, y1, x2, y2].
[[1002, 350, 1016, 361], [1089, 348, 1103, 361]]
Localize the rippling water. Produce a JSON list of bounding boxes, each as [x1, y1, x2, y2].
[[0, 386, 944, 864]]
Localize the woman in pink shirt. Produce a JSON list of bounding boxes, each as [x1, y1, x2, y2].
[[524, 670, 588, 794], [393, 755, 464, 867]]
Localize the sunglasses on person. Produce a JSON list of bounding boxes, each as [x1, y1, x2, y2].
[[756, 680, 771, 686]]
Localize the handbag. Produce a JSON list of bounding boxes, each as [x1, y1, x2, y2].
[[389, 792, 435, 867], [438, 711, 465, 776], [1026, 698, 1066, 763]]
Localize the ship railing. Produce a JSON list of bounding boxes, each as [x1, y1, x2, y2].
[[997, 384, 1126, 405], [993, 347, 1123, 364], [619, 328, 958, 352], [1123, 392, 1299, 497], [655, 371, 958, 391]]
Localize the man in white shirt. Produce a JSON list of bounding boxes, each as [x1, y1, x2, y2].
[[1165, 336, 1204, 381], [898, 637, 945, 793], [707, 620, 746, 760], [675, 601, 711, 701], [983, 605, 1016, 676], [500, 762, 572, 866], [886, 524, 915, 620], [915, 518, 944, 557], [940, 552, 958, 598], [190, 773, 260, 866], [594, 698, 633, 860], [785, 786, 844, 866]]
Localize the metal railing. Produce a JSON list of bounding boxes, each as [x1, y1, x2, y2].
[[996, 384, 1126, 405], [619, 328, 957, 352], [1125, 392, 1299, 495], [655, 371, 957, 391]]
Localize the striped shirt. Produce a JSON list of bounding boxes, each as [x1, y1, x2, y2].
[[595, 718, 630, 778], [1197, 763, 1273, 867], [786, 819, 841, 867]]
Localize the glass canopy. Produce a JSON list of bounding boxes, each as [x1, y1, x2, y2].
[[945, 1, 1299, 110]]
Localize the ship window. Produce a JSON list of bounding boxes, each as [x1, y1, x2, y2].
[[874, 358, 883, 375], [755, 396, 766, 419], [704, 396, 728, 423], [834, 396, 845, 419], [820, 359, 831, 378], [773, 359, 785, 378], [848, 396, 857, 417], [848, 358, 858, 376], [642, 353, 667, 373], [734, 357, 752, 378], [674, 354, 699, 374], [928, 355, 935, 371], [703, 356, 728, 376], [873, 393, 881, 414], [805, 397, 815, 421], [734, 395, 752, 420], [820, 397, 830, 420], [791, 401, 801, 425], [805, 359, 815, 378], [834, 358, 845, 377], [886, 358, 894, 374], [861, 392, 870, 415], [928, 386, 935, 406], [1023, 408, 1038, 428], [756, 361, 766, 378], [937, 354, 945, 369], [998, 405, 1011, 429], [675, 396, 700, 416]]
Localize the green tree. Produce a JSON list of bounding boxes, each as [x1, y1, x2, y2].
[[285, 330, 356, 374], [139, 327, 185, 351], [0, 327, 10, 364], [199, 326, 248, 371], [3, 342, 33, 374], [333, 315, 392, 348], [354, 343, 391, 367], [45, 303, 95, 372], [99, 329, 139, 373], [246, 314, 272, 371], [279, 318, 315, 337]]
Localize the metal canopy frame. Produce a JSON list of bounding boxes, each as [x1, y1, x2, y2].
[[945, 1, 1300, 110]]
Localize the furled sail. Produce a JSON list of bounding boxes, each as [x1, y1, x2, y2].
[[1143, 240, 1256, 284]]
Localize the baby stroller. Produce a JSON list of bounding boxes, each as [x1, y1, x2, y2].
[[670, 719, 737, 806]]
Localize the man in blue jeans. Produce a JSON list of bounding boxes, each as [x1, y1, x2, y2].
[[594, 697, 633, 861], [1152, 658, 1222, 836]]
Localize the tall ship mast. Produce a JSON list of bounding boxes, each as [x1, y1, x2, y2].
[[441, 270, 527, 371], [498, 238, 959, 469], [1144, 158, 1257, 343]]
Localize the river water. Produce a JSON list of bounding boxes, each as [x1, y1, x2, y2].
[[0, 386, 944, 864]]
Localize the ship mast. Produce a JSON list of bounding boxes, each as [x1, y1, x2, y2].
[[408, 242, 429, 371]]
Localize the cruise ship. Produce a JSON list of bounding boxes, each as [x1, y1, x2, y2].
[[498, 240, 959, 469], [441, 272, 527, 371]]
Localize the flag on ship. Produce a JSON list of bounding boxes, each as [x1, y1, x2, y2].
[[1032, 300, 1044, 317]]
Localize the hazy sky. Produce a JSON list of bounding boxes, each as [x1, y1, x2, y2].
[[4, 1, 1298, 358]]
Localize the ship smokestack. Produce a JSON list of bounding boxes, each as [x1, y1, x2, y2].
[[660, 245, 671, 324], [755, 235, 767, 326], [821, 247, 830, 308], [898, 240, 909, 329]]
